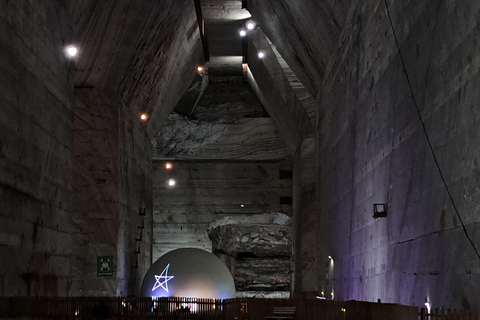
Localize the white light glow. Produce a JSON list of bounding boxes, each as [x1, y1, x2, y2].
[[239, 29, 247, 37], [65, 45, 78, 57], [168, 179, 176, 187], [247, 22, 255, 30], [328, 256, 332, 259], [257, 51, 265, 59], [425, 301, 431, 313], [240, 204, 244, 208], [152, 264, 174, 292]]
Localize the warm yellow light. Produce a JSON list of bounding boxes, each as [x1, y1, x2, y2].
[[197, 66, 204, 73], [341, 308, 346, 312], [140, 113, 148, 121], [165, 162, 173, 170]]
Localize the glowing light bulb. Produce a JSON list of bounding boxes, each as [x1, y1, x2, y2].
[[165, 162, 173, 170], [140, 113, 148, 121], [65, 45, 78, 58], [240, 204, 245, 208], [167, 178, 176, 187], [197, 66, 204, 73], [247, 22, 255, 30], [239, 29, 247, 37], [257, 51, 265, 59]]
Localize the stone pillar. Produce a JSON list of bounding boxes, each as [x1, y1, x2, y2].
[[72, 89, 152, 296], [291, 138, 317, 298]]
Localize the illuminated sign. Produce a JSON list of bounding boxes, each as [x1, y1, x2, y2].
[[152, 263, 174, 292]]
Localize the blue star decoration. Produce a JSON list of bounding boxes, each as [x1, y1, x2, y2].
[[152, 263, 174, 292]]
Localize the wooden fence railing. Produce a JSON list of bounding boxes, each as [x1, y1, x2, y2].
[[0, 297, 478, 320], [420, 308, 480, 320], [0, 297, 223, 320]]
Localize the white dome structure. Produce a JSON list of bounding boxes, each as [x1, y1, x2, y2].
[[140, 248, 236, 299]]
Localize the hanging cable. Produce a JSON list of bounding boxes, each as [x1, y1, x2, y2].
[[383, 0, 480, 260]]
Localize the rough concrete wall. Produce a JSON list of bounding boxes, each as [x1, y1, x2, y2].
[[0, 1, 74, 296], [317, 0, 480, 309], [72, 89, 152, 296]]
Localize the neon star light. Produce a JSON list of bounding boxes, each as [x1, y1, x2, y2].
[[152, 263, 174, 292]]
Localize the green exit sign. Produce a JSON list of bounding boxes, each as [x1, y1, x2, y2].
[[97, 256, 114, 277]]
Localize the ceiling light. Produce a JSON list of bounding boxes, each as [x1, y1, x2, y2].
[[167, 179, 176, 188], [246, 22, 255, 30], [239, 29, 247, 37], [165, 162, 173, 170], [65, 45, 78, 58], [140, 113, 148, 121], [257, 51, 265, 59], [197, 65, 204, 73]]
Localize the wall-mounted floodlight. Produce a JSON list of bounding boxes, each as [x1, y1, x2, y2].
[[373, 203, 387, 219]]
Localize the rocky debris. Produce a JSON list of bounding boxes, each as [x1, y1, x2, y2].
[[236, 291, 290, 299], [207, 213, 292, 294], [234, 257, 291, 291], [207, 212, 291, 234], [209, 224, 290, 258]]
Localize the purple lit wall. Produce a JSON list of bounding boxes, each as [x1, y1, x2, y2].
[[140, 248, 236, 299]]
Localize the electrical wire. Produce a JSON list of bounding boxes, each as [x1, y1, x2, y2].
[[383, 0, 480, 260]]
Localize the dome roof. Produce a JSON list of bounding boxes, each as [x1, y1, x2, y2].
[[140, 248, 236, 299]]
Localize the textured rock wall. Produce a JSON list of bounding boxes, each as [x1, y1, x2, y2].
[[291, 138, 317, 296], [248, 0, 349, 98], [252, 0, 480, 308], [72, 89, 152, 296], [316, 0, 480, 309], [245, 29, 319, 297], [0, 1, 74, 295], [70, 0, 204, 135], [152, 160, 292, 260], [68, 0, 201, 295], [207, 214, 292, 293]]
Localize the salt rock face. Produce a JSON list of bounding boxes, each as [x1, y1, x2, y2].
[[208, 224, 291, 258], [207, 212, 291, 234], [234, 257, 291, 291]]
